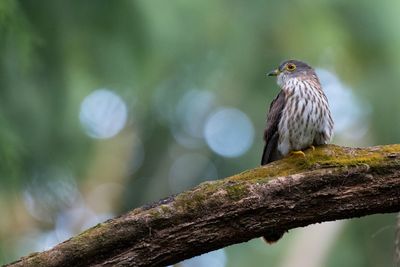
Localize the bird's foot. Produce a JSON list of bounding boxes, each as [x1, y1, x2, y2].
[[290, 150, 306, 157], [309, 145, 315, 151]]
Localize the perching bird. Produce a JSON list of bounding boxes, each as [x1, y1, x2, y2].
[[261, 59, 334, 243]]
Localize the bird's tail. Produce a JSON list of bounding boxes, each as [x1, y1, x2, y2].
[[261, 132, 280, 165], [261, 144, 269, 165], [262, 231, 285, 244]]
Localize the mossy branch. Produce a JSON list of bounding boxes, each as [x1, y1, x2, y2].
[[6, 144, 400, 267]]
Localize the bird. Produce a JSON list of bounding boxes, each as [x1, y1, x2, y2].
[[261, 59, 334, 243]]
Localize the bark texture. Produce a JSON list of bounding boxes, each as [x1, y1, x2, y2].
[[5, 144, 400, 267]]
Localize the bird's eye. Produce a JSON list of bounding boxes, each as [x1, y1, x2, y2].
[[286, 63, 296, 71]]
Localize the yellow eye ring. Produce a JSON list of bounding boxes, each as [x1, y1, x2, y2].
[[286, 63, 296, 71]]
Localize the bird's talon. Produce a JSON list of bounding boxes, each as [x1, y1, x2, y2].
[[290, 150, 306, 157], [309, 145, 315, 151]]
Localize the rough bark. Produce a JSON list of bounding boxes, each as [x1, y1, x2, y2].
[[5, 144, 400, 267]]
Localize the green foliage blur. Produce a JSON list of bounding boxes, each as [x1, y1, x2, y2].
[[0, 0, 398, 266]]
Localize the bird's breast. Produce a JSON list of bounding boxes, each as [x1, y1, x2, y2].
[[277, 85, 329, 155]]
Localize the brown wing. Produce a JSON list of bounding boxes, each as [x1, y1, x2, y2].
[[261, 90, 286, 165]]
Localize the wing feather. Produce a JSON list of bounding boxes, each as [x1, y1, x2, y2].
[[261, 90, 286, 165]]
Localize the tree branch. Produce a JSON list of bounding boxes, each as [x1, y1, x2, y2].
[[6, 144, 400, 267]]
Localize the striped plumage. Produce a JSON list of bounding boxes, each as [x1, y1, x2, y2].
[[261, 59, 334, 242]]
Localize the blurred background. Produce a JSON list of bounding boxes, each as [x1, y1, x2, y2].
[[0, 0, 399, 266]]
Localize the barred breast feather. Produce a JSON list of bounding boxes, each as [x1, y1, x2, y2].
[[277, 77, 333, 156]]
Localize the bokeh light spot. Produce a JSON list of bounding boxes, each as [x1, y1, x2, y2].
[[171, 89, 216, 148], [317, 69, 370, 144], [79, 89, 128, 139], [169, 153, 217, 194], [176, 89, 215, 139], [204, 108, 254, 157], [23, 168, 79, 223]]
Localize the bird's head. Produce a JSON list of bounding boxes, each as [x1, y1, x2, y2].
[[267, 59, 317, 88]]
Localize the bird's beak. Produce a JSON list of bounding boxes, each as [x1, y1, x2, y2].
[[267, 68, 280, 77]]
